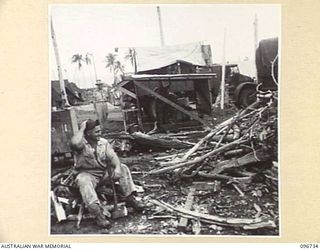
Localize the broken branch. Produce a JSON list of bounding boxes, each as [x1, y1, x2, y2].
[[150, 199, 276, 230], [150, 137, 248, 175]]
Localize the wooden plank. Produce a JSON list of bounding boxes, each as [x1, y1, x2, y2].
[[133, 81, 212, 127], [131, 73, 216, 80], [50, 191, 66, 222], [133, 83, 144, 130], [192, 181, 220, 191], [51, 108, 78, 154], [178, 187, 196, 232], [131, 132, 192, 149], [116, 80, 131, 88], [150, 199, 276, 230], [118, 86, 137, 99]]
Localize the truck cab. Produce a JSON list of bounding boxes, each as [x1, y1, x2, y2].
[[211, 63, 255, 107]]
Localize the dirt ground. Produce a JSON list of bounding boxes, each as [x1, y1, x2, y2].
[[51, 107, 279, 236], [51, 153, 279, 235]]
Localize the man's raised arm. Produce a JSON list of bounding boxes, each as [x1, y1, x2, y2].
[[70, 120, 87, 151]]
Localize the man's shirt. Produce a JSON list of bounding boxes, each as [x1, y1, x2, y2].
[[94, 89, 108, 102], [74, 138, 117, 178]]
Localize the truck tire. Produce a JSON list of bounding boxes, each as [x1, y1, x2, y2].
[[238, 86, 256, 108]]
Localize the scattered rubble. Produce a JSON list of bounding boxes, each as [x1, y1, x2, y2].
[[51, 92, 278, 235]]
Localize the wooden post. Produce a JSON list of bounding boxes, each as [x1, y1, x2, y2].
[[220, 28, 226, 110], [132, 48, 138, 74], [133, 83, 144, 131], [178, 187, 196, 232], [157, 6, 165, 46], [120, 93, 127, 132], [50, 17, 70, 108], [253, 14, 259, 81]]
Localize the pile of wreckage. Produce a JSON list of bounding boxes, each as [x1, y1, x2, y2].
[[51, 90, 278, 234], [145, 91, 279, 232]]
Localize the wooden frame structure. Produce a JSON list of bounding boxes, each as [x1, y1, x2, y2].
[[117, 73, 217, 131]]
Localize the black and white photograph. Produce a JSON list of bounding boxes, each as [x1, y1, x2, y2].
[[50, 4, 280, 236]]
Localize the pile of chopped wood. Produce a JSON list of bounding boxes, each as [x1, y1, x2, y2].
[[150, 95, 278, 180], [144, 93, 278, 232]]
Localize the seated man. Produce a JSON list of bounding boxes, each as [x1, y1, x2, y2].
[[70, 119, 144, 228]]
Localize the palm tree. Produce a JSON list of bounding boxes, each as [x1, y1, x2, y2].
[[72, 54, 93, 87], [124, 48, 137, 73], [86, 53, 97, 83], [105, 53, 116, 71], [71, 54, 84, 69], [114, 60, 124, 75], [105, 53, 124, 85]]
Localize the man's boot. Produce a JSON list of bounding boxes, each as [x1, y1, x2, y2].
[[125, 194, 145, 211], [87, 203, 111, 228]]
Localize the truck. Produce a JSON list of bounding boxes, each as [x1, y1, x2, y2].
[[117, 37, 279, 131], [211, 37, 278, 108]]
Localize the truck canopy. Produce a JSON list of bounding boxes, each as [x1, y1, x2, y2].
[[255, 37, 279, 90]]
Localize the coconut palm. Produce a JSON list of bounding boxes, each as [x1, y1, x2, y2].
[[105, 53, 116, 71], [71, 54, 84, 69], [124, 48, 137, 73], [105, 53, 125, 85], [114, 60, 125, 75], [71, 53, 93, 88], [86, 53, 98, 83]]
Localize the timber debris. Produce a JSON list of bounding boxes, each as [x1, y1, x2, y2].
[[51, 93, 278, 235]]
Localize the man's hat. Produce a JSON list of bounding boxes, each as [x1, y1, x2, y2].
[[95, 80, 104, 86], [84, 119, 100, 133]]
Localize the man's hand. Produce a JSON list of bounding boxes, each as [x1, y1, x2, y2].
[[80, 120, 87, 131], [101, 165, 121, 183], [70, 120, 86, 150], [113, 165, 122, 180]]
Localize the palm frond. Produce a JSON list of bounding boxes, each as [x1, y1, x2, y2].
[[105, 53, 117, 71], [71, 54, 84, 69]]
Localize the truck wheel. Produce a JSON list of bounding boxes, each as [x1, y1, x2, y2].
[[238, 87, 256, 108]]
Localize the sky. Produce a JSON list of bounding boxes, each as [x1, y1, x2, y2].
[[49, 4, 280, 89]]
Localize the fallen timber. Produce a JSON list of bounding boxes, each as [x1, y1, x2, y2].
[[50, 94, 278, 234], [154, 102, 260, 168], [131, 131, 194, 149], [150, 97, 277, 177], [150, 199, 276, 230], [207, 150, 271, 176], [150, 137, 248, 175]]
